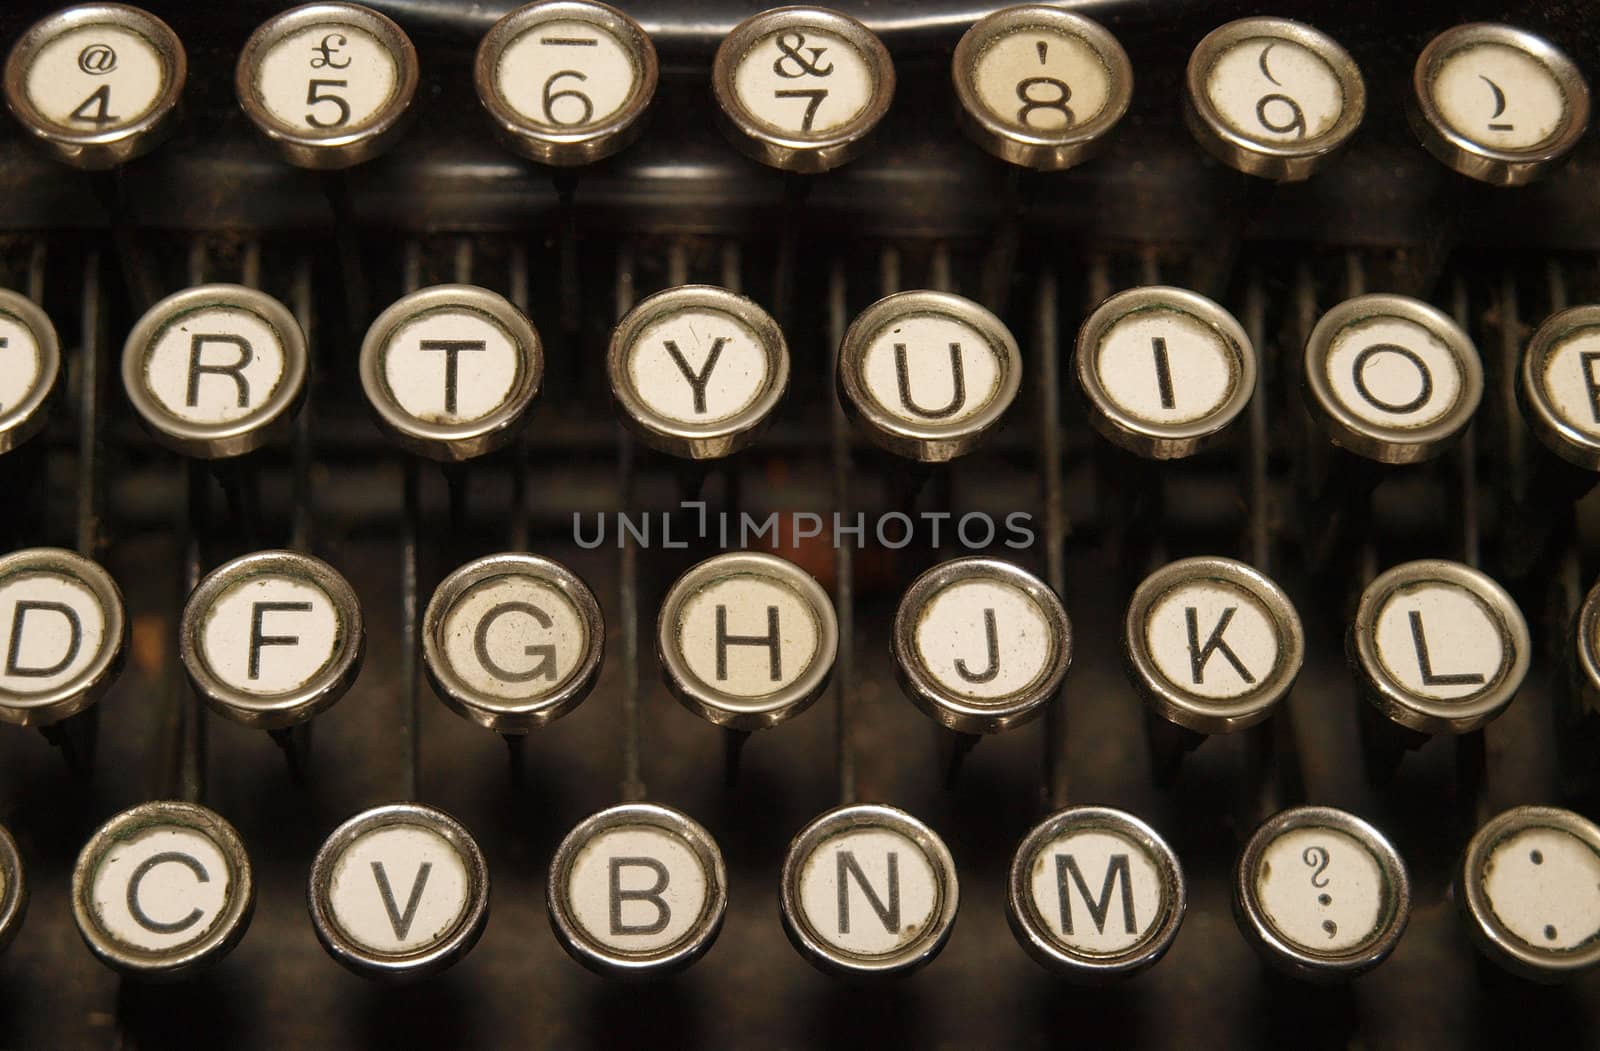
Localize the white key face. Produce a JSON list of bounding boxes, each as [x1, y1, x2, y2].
[[254, 23, 399, 134], [1432, 43, 1565, 152], [0, 315, 44, 417], [382, 309, 523, 424], [326, 823, 470, 955], [198, 575, 340, 696], [732, 27, 872, 135], [1027, 829, 1163, 955], [0, 572, 108, 696], [1255, 826, 1386, 954], [24, 25, 165, 132], [88, 826, 232, 953], [139, 307, 286, 425], [567, 826, 709, 955], [860, 315, 1003, 427], [625, 309, 769, 425], [1324, 316, 1466, 430], [912, 578, 1052, 701], [1146, 580, 1278, 700], [971, 27, 1111, 134], [1205, 36, 1343, 143], [1092, 309, 1239, 426], [1483, 827, 1600, 952], [439, 575, 588, 701], [1373, 582, 1506, 702], [1539, 328, 1600, 441], [798, 828, 939, 957], [676, 574, 820, 698], [496, 19, 640, 130]]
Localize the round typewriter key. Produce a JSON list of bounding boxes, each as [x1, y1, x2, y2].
[[1125, 557, 1303, 736], [1006, 806, 1184, 982], [892, 557, 1071, 736], [1459, 806, 1600, 981], [838, 290, 1022, 463], [236, 2, 419, 170], [73, 801, 253, 979], [1183, 18, 1364, 182], [476, 0, 658, 167], [1076, 286, 1256, 460], [1304, 293, 1482, 465], [951, 6, 1132, 171], [180, 550, 364, 731], [548, 802, 727, 978], [0, 548, 126, 728], [1235, 806, 1409, 982], [782, 804, 958, 978], [712, 6, 894, 174], [309, 803, 489, 980], [658, 552, 837, 732], [1518, 305, 1600, 471], [3, 3, 186, 170], [0, 823, 25, 954], [607, 285, 789, 460], [1350, 560, 1529, 736], [360, 284, 544, 462], [0, 290, 61, 456], [1575, 579, 1600, 718], [1409, 24, 1589, 187], [121, 284, 308, 460], [422, 553, 604, 734]]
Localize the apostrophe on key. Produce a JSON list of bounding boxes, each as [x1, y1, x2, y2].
[[1036, 41, 1047, 64]]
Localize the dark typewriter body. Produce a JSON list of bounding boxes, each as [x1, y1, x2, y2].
[[1, 0, 1599, 1047]]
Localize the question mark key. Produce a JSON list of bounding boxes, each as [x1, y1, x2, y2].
[[1234, 806, 1410, 982]]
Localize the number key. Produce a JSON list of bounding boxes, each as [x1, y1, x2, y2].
[[236, 2, 420, 170]]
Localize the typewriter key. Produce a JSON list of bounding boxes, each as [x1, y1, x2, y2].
[[658, 552, 837, 732], [1076, 286, 1257, 460], [1459, 806, 1600, 981], [837, 290, 1022, 463], [547, 803, 727, 978], [1124, 557, 1303, 736], [422, 553, 604, 734], [0, 290, 62, 456], [1183, 18, 1364, 182], [712, 6, 894, 174], [1408, 24, 1589, 187], [309, 803, 490, 980], [1006, 806, 1184, 982], [1350, 560, 1529, 737], [360, 285, 544, 462], [476, 0, 658, 167], [781, 804, 959, 978], [0, 823, 25, 954], [0, 548, 126, 728], [180, 550, 364, 731], [1304, 293, 1482, 465], [951, 6, 1132, 172], [607, 285, 789, 460], [1235, 806, 1409, 982], [893, 557, 1071, 736], [73, 801, 254, 979], [236, 2, 419, 170], [3, 3, 186, 170], [1576, 580, 1600, 719], [1519, 305, 1600, 472], [121, 284, 308, 460]]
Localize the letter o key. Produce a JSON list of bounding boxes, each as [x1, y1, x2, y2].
[[0, 547, 126, 728], [72, 801, 254, 978], [547, 802, 727, 977]]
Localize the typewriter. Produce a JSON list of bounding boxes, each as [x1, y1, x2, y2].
[[0, 0, 1598, 1046]]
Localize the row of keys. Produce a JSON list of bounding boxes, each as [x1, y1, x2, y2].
[[6, 799, 1597, 983], [0, 276, 1583, 471], [3, 5, 1589, 185], [0, 542, 1541, 762]]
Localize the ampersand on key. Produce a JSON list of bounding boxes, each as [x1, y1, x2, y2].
[[773, 31, 833, 78]]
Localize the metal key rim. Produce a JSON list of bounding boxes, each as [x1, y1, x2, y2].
[[0, 289, 62, 455], [0, 823, 25, 954]]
